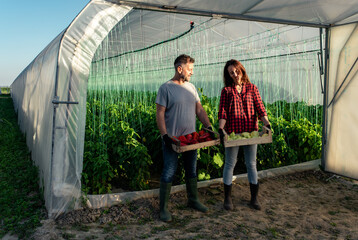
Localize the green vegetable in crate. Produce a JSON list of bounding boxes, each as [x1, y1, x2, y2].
[[241, 132, 251, 138], [228, 132, 236, 140], [228, 130, 266, 141], [250, 131, 259, 138], [228, 132, 243, 140]]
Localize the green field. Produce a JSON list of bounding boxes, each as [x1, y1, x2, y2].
[[0, 87, 11, 95], [0, 96, 46, 239]]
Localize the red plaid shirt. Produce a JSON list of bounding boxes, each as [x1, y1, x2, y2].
[[218, 83, 267, 134]]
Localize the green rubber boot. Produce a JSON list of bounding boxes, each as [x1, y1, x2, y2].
[[186, 177, 209, 213], [159, 182, 172, 222]]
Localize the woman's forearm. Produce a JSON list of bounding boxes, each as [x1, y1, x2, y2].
[[218, 119, 226, 129], [260, 116, 270, 126]]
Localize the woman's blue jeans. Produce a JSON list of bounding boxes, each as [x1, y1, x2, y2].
[[160, 141, 197, 183], [223, 144, 258, 185]]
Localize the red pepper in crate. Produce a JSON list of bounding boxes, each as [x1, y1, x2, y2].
[[185, 133, 193, 142], [175, 131, 213, 145], [178, 135, 188, 144], [190, 139, 199, 144], [192, 131, 199, 140], [198, 132, 210, 142]]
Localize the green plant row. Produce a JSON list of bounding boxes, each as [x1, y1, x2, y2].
[[83, 90, 323, 194], [83, 100, 153, 194], [0, 96, 46, 239]]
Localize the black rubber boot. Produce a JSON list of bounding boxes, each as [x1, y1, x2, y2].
[[159, 182, 172, 222], [186, 178, 208, 213], [224, 184, 234, 210], [249, 183, 261, 210]]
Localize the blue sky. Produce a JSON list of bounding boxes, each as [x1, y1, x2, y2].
[[0, 0, 89, 86]]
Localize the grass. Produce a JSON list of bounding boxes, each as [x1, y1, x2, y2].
[[0, 87, 11, 95], [0, 95, 46, 238]]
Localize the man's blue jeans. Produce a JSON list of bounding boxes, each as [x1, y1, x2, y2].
[[160, 141, 197, 183], [223, 144, 258, 185]]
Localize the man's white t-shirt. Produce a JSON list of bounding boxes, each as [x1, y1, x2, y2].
[[156, 80, 200, 137]]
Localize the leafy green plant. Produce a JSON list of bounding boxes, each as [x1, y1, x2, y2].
[[195, 88, 224, 181], [0, 87, 11, 95], [128, 103, 163, 176], [197, 148, 224, 181], [108, 120, 152, 190], [83, 89, 323, 193], [257, 114, 322, 169], [83, 100, 153, 194]]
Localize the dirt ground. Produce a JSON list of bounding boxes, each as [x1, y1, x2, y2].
[[32, 170, 358, 240]]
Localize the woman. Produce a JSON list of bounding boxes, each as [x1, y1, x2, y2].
[[218, 59, 270, 211]]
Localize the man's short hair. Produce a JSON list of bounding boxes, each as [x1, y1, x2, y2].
[[174, 54, 195, 69]]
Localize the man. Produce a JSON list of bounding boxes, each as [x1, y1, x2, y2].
[[156, 54, 215, 222]]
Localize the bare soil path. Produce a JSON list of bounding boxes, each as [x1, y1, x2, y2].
[[32, 170, 358, 240]]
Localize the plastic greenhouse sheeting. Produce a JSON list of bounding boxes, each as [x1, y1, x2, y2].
[[10, 0, 358, 218], [11, 31, 63, 216], [325, 23, 358, 180], [108, 0, 358, 27], [89, 9, 323, 104], [11, 0, 132, 218]]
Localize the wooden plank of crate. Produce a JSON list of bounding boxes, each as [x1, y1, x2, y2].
[[224, 135, 272, 147], [172, 139, 220, 153]]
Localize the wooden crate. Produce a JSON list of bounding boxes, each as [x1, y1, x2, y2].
[[172, 139, 220, 153], [224, 127, 272, 147]]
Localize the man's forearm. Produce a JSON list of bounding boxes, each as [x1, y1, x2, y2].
[[198, 111, 211, 128], [156, 105, 167, 136], [157, 117, 167, 136], [196, 102, 212, 128]]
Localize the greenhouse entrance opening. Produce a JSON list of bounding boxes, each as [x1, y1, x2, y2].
[[82, 9, 324, 197]]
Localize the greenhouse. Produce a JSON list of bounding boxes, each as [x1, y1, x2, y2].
[[10, 0, 358, 218]]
